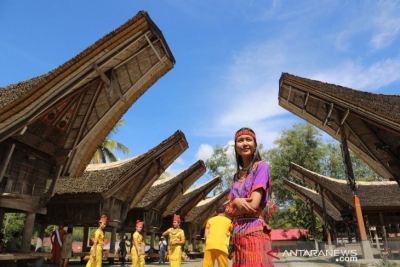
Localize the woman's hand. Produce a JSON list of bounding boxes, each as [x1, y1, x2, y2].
[[233, 197, 256, 212]]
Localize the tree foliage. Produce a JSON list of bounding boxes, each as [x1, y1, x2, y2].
[[92, 119, 130, 164], [1, 213, 26, 243], [267, 123, 324, 204], [205, 144, 236, 193]]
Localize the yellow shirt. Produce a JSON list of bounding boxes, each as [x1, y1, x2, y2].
[[167, 228, 185, 248], [93, 229, 104, 246], [133, 231, 143, 253], [204, 215, 232, 254]]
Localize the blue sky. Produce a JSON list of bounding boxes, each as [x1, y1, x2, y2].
[[1, 1, 400, 185]]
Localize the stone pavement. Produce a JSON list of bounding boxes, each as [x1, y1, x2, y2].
[[24, 255, 400, 267], [23, 257, 344, 267]]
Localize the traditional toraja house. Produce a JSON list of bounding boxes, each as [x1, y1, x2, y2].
[[290, 162, 400, 252], [184, 190, 229, 251], [160, 177, 221, 234], [40, 130, 187, 253], [283, 179, 343, 242], [129, 160, 206, 246], [0, 10, 175, 256], [278, 72, 400, 259], [279, 73, 400, 185]]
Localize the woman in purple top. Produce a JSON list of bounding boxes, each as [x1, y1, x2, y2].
[[225, 127, 274, 267]]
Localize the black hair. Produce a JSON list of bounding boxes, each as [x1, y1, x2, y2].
[[234, 127, 262, 177], [67, 227, 73, 234], [216, 205, 225, 214]]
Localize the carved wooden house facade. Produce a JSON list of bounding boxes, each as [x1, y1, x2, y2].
[[0, 10, 175, 254], [278, 73, 400, 258]]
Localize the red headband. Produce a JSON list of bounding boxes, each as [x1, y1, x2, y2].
[[235, 130, 256, 141], [173, 214, 181, 223], [99, 215, 107, 224]]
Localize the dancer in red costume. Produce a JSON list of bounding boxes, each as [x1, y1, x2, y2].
[[50, 222, 66, 264]]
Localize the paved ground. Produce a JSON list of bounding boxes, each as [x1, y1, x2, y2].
[[22, 255, 400, 267]]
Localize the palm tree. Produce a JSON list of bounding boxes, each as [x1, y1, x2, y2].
[[92, 119, 130, 164]]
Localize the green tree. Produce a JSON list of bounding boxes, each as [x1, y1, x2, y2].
[[205, 144, 236, 193], [267, 123, 325, 204], [320, 141, 381, 181], [1, 213, 26, 243], [320, 142, 346, 179], [92, 119, 130, 163]]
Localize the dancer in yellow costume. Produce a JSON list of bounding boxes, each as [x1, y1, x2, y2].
[[202, 205, 232, 267], [131, 220, 145, 267], [162, 214, 185, 267], [86, 215, 107, 267]]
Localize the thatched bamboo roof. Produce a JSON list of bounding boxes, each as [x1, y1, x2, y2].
[[283, 180, 342, 222], [185, 189, 229, 223], [290, 162, 400, 212], [279, 73, 400, 184], [135, 160, 206, 217], [0, 11, 175, 178], [169, 176, 221, 218], [50, 130, 188, 208]]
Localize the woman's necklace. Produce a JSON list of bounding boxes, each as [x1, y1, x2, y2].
[[237, 164, 251, 182], [170, 228, 180, 235]]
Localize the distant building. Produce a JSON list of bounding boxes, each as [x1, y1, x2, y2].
[[271, 229, 308, 251]]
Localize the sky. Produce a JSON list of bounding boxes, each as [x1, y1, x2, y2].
[[1, 0, 400, 186]]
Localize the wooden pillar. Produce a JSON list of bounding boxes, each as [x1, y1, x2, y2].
[[319, 187, 331, 247], [354, 195, 374, 259], [39, 223, 46, 240], [379, 212, 388, 252], [192, 238, 197, 251], [309, 203, 319, 251], [108, 227, 117, 265], [83, 225, 89, 252], [0, 143, 15, 182], [354, 196, 367, 241], [0, 209, 5, 230], [337, 117, 373, 259], [21, 212, 36, 252], [110, 227, 117, 253], [151, 232, 155, 248], [373, 229, 381, 251]]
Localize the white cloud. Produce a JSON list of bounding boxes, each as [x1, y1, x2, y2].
[[195, 144, 214, 161], [311, 57, 400, 91], [192, 0, 400, 153], [330, 1, 400, 52], [174, 157, 185, 165], [165, 157, 185, 176], [370, 1, 400, 50]]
